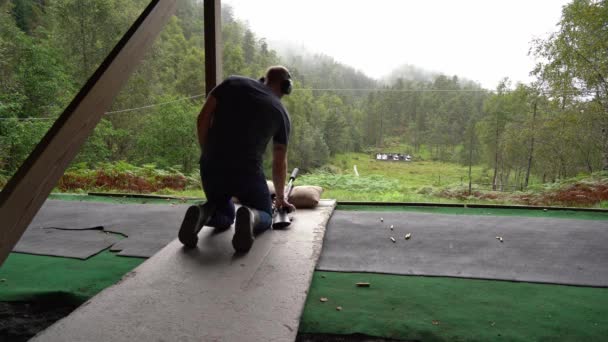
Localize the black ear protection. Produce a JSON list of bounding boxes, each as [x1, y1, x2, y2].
[[260, 73, 292, 95], [281, 72, 293, 95]]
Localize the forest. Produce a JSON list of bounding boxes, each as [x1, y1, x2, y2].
[[1, 0, 607, 201]]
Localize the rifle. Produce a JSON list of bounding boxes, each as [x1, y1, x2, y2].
[[272, 167, 299, 229]]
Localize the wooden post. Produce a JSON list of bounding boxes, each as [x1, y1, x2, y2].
[[0, 0, 178, 266], [204, 0, 223, 95]]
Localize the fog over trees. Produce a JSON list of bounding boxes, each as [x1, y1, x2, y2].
[[1, 0, 606, 191]]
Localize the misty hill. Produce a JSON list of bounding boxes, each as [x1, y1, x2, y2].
[[382, 64, 440, 84], [274, 42, 377, 91], [382, 64, 482, 89], [3, 0, 603, 187], [271, 41, 483, 91]]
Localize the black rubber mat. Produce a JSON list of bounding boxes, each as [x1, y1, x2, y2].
[[317, 211, 608, 287], [13, 227, 120, 259], [19, 200, 191, 258]]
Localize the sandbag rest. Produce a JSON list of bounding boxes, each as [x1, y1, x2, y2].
[[232, 181, 323, 209]]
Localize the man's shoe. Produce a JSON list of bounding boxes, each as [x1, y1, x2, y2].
[[232, 206, 258, 253], [178, 204, 212, 248]]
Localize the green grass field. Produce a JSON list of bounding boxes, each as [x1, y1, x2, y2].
[[105, 152, 608, 208], [158, 153, 492, 203], [297, 152, 496, 203], [24, 151, 606, 208]]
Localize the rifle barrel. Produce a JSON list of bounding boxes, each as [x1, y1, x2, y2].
[[284, 168, 299, 198]]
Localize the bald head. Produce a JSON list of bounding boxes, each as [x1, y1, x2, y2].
[[265, 65, 290, 83], [264, 65, 292, 97]]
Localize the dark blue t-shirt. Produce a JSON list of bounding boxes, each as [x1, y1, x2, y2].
[[204, 76, 291, 170]]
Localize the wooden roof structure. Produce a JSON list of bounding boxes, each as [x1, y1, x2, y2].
[[0, 0, 224, 265]]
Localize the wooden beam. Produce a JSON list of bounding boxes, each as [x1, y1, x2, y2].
[[204, 0, 223, 95], [0, 0, 177, 266]]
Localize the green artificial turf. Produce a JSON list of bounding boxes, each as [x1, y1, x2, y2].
[[300, 272, 608, 342], [1, 194, 175, 303], [337, 204, 608, 221], [4, 193, 606, 342], [0, 251, 144, 302]]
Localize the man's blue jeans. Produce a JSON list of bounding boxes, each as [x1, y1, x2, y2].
[[200, 156, 272, 234]]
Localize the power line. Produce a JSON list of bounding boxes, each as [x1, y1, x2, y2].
[[293, 88, 601, 95], [0, 117, 54, 121], [104, 94, 205, 115], [1, 87, 601, 121], [293, 88, 488, 92], [0, 93, 207, 121]]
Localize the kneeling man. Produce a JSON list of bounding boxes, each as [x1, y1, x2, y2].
[[179, 66, 296, 253]]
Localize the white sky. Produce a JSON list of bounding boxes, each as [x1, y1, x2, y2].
[[223, 0, 570, 89]]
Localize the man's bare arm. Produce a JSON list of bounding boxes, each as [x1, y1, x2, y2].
[[197, 95, 217, 148], [272, 144, 288, 199], [272, 143, 295, 211]]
